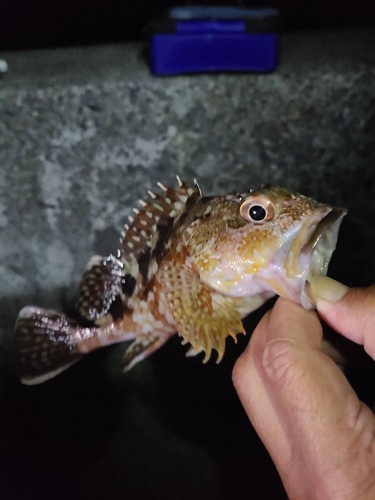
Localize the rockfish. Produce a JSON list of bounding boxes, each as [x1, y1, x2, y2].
[[15, 178, 346, 384]]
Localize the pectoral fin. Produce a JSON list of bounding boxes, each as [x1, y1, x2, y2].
[[160, 262, 245, 363]]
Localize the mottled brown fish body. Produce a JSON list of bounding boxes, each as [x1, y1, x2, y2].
[[15, 178, 346, 384]]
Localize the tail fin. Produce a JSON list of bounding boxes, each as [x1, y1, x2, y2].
[[15, 307, 83, 385]]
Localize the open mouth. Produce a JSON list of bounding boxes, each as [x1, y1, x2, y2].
[[302, 207, 347, 275], [299, 206, 347, 308]]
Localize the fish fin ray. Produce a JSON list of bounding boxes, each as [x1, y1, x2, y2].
[[76, 255, 124, 321], [122, 334, 172, 371], [160, 262, 245, 364], [15, 307, 83, 384], [120, 179, 202, 298]]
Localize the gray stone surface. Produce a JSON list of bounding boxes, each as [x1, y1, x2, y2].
[[0, 27, 375, 500]]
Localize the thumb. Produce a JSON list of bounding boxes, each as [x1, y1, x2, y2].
[[309, 276, 375, 359]]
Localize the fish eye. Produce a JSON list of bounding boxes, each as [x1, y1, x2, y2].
[[249, 205, 266, 221], [240, 196, 276, 224]]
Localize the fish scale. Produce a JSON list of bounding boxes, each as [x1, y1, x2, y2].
[[14, 178, 346, 384]]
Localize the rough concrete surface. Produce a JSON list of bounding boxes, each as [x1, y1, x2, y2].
[[0, 27, 375, 500]]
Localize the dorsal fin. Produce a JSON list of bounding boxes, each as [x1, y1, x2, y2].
[[120, 178, 202, 303], [76, 255, 124, 321]]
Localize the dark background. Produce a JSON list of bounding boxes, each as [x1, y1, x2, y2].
[[1, 0, 375, 50]]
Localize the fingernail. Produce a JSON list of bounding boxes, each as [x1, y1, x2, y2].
[[308, 275, 349, 303]]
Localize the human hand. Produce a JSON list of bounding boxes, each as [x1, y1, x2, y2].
[[233, 277, 375, 500]]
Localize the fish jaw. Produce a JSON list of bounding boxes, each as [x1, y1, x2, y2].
[[298, 207, 347, 308], [256, 205, 347, 308]]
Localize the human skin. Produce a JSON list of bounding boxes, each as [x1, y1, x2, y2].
[[232, 276, 375, 500]]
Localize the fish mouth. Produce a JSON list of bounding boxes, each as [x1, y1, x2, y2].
[[299, 206, 347, 308], [302, 207, 347, 267]]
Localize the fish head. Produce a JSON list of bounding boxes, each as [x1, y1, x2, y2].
[[188, 186, 346, 309]]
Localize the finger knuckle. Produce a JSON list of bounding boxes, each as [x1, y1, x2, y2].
[[262, 338, 300, 386]]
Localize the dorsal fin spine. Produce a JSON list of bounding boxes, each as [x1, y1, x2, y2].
[[119, 178, 203, 305]]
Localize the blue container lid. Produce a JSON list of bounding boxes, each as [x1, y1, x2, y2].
[[169, 6, 279, 20], [148, 6, 281, 34]]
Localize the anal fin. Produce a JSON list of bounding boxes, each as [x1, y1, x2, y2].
[[122, 334, 172, 372]]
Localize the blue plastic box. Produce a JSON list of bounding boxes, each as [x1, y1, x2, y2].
[[149, 6, 281, 75]]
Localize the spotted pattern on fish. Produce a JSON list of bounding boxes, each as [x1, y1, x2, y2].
[[14, 178, 346, 384], [119, 177, 202, 306], [16, 307, 83, 383], [159, 259, 244, 363], [76, 255, 124, 321]]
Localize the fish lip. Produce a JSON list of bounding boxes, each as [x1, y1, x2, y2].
[[301, 206, 347, 257]]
